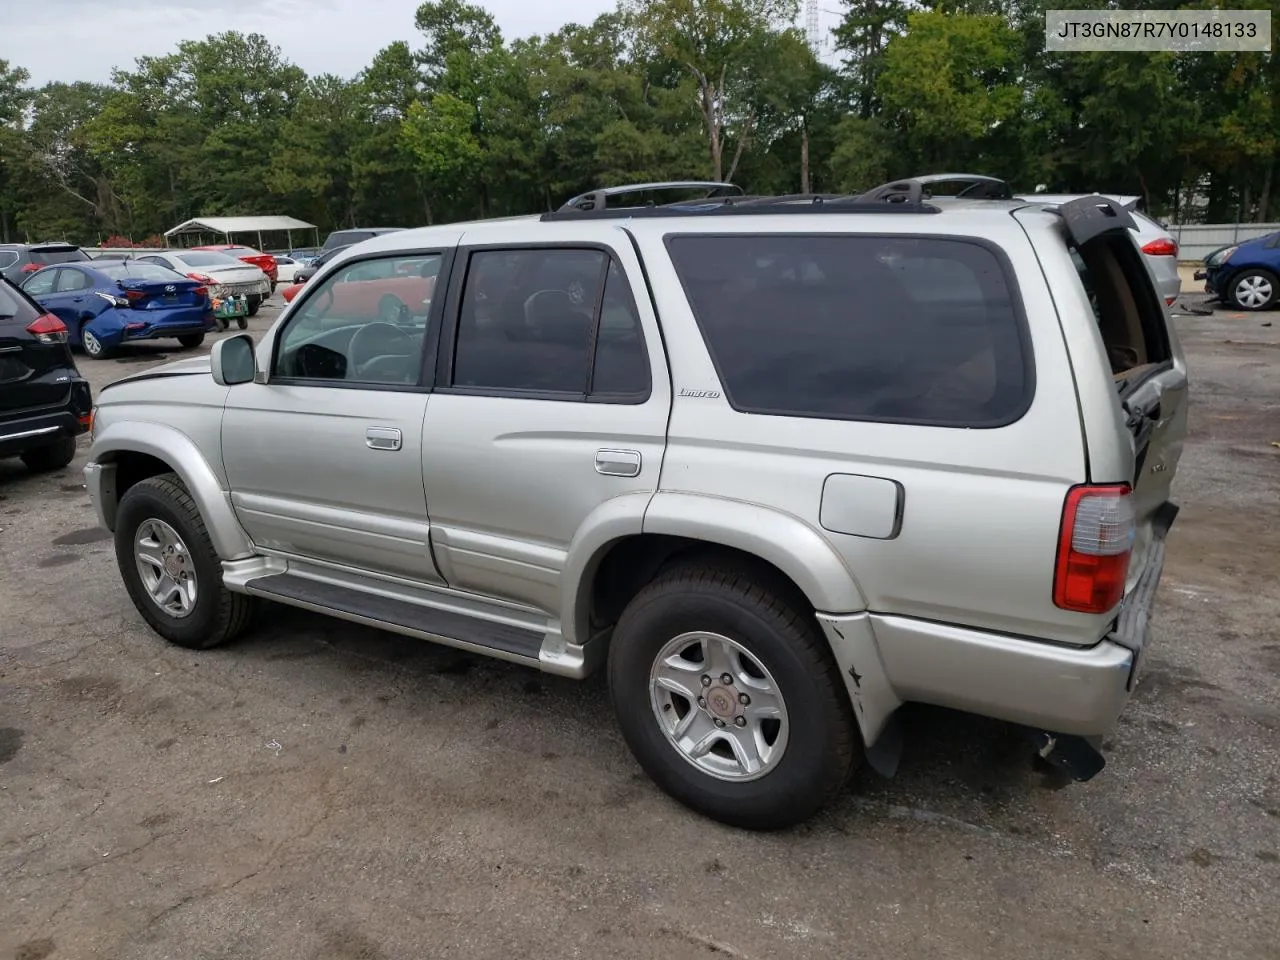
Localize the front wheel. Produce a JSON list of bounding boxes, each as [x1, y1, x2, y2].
[[608, 563, 859, 830], [1229, 269, 1278, 311], [177, 333, 205, 349], [114, 473, 256, 650], [236, 317, 248, 330]]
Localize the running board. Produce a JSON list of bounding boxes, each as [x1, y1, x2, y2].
[[242, 571, 546, 667]]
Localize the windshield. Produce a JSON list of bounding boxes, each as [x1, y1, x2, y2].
[[96, 262, 184, 282], [180, 251, 244, 268]]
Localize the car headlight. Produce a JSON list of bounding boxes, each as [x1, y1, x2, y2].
[[1209, 245, 1238, 266]]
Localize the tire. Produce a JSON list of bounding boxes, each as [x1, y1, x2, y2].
[[177, 333, 205, 349], [20, 435, 77, 473], [114, 473, 255, 650], [247, 296, 262, 317], [608, 562, 859, 830], [81, 326, 109, 359], [1228, 269, 1278, 311], [236, 318, 248, 330]]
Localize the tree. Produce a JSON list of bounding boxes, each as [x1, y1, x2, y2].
[[0, 59, 32, 241]]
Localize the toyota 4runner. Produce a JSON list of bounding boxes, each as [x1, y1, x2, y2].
[[83, 176, 1187, 829]]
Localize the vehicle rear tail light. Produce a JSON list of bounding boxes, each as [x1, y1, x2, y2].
[[186, 273, 215, 283], [192, 286, 208, 298], [1141, 237, 1178, 257], [1054, 484, 1135, 614], [20, 263, 41, 273], [124, 289, 147, 303], [26, 313, 68, 343], [1164, 296, 1176, 306]]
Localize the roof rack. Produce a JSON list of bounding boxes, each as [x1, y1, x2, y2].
[[887, 173, 1014, 200], [541, 178, 944, 221], [556, 181, 745, 213]]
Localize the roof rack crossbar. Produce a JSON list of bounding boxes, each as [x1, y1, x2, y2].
[[538, 200, 940, 222]]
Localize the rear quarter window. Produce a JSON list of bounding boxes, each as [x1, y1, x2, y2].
[[665, 233, 1033, 427]]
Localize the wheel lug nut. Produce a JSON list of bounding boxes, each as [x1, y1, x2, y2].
[[714, 718, 726, 728], [697, 697, 706, 708], [720, 673, 733, 685], [738, 693, 750, 705], [734, 716, 746, 727], [700, 675, 712, 687]]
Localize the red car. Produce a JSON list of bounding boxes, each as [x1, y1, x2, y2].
[[190, 244, 278, 289]]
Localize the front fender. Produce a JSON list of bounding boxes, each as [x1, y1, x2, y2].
[[87, 420, 254, 560], [642, 492, 868, 614]]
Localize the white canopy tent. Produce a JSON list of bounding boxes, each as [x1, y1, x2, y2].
[[164, 215, 319, 253]]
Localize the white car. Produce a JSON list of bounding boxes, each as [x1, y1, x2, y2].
[[271, 255, 305, 284], [131, 250, 273, 316]]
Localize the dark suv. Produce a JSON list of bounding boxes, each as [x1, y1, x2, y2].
[[319, 228, 404, 254], [0, 242, 91, 284], [0, 277, 92, 473]]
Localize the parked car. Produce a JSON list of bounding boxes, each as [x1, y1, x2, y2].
[[1013, 192, 1182, 306], [83, 177, 1185, 830], [0, 276, 92, 471], [281, 243, 353, 303], [131, 250, 272, 315], [320, 227, 404, 254], [1194, 231, 1280, 310], [189, 244, 278, 290], [20, 259, 216, 358], [0, 242, 91, 284], [271, 254, 306, 284]]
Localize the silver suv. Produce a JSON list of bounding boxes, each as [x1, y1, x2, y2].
[[84, 178, 1187, 830]]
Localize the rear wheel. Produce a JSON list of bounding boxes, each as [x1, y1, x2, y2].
[[608, 562, 859, 830], [1229, 269, 1278, 311], [177, 333, 205, 349], [81, 327, 109, 359], [20, 435, 77, 473], [114, 473, 256, 650]]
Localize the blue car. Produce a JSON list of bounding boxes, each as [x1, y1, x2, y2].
[[19, 258, 216, 358], [1195, 230, 1280, 311]]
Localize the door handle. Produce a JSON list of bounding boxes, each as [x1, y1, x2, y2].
[[366, 426, 402, 451], [595, 448, 641, 477]]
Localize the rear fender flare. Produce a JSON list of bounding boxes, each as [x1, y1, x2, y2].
[[90, 420, 254, 560]]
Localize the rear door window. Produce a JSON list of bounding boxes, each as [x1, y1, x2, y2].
[[665, 233, 1032, 426]]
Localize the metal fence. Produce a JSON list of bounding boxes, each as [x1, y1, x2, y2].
[[1167, 223, 1280, 262]]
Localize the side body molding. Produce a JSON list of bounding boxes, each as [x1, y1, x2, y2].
[[87, 420, 255, 561]]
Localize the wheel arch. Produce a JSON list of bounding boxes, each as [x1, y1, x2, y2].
[[89, 421, 254, 560], [565, 492, 868, 650]]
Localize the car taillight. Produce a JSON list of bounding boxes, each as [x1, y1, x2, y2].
[[124, 289, 146, 303], [26, 312, 68, 343], [1141, 237, 1178, 257], [1054, 484, 1135, 614], [20, 263, 41, 273], [186, 273, 215, 283], [193, 286, 208, 297]]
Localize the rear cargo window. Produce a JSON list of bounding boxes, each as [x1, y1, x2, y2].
[[0, 280, 40, 322], [665, 234, 1032, 426], [29, 248, 88, 265], [1069, 235, 1171, 377]]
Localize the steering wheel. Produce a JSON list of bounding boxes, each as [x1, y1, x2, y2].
[[347, 322, 414, 382]]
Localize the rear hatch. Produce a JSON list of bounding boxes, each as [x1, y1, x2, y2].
[[1019, 198, 1187, 594], [0, 279, 76, 413]]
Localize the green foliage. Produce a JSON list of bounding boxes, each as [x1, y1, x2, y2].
[[1, 2, 1276, 240]]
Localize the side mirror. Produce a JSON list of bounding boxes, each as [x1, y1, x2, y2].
[[211, 333, 257, 386]]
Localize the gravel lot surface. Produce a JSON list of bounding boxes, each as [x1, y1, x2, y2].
[[1, 295, 1278, 960]]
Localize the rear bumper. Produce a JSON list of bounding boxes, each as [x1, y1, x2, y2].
[[0, 399, 90, 459], [820, 510, 1173, 741], [121, 317, 216, 342]]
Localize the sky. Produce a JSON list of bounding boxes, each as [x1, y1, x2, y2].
[[0, 0, 625, 88]]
